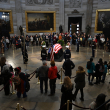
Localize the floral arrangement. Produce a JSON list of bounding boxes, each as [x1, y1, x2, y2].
[[41, 41, 46, 46], [66, 42, 71, 51], [66, 42, 70, 46], [57, 40, 64, 46], [41, 41, 46, 49]]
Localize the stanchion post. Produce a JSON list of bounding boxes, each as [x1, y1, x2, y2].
[[60, 67, 63, 84], [67, 100, 70, 110], [37, 77, 40, 84], [109, 69, 110, 75], [17, 103, 20, 110]]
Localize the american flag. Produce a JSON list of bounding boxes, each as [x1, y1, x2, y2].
[[48, 43, 62, 61], [50, 36, 54, 61]]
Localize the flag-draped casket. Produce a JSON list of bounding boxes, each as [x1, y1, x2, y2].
[[48, 43, 63, 59]]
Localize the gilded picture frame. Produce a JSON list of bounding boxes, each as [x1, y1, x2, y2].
[[95, 9, 110, 33], [25, 11, 56, 33], [0, 10, 14, 34]]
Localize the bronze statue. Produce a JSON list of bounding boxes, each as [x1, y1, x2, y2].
[[19, 26, 23, 35]]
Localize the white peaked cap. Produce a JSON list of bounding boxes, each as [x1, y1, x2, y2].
[[42, 45, 46, 47], [66, 45, 69, 48]]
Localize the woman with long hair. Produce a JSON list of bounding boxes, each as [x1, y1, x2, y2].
[[60, 76, 73, 110], [95, 58, 104, 84], [73, 66, 85, 101], [89, 93, 106, 110]]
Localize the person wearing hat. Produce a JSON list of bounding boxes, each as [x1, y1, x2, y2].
[[41, 45, 47, 61], [64, 45, 71, 61]]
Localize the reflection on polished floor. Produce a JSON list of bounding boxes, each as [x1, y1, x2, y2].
[[0, 45, 110, 110]]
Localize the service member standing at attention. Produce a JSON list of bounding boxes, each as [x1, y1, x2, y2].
[[76, 37, 80, 52], [41, 45, 47, 61], [64, 45, 71, 61], [91, 40, 96, 57]]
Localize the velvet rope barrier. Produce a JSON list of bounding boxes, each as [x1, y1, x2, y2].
[[70, 102, 90, 109], [29, 72, 36, 80], [28, 70, 36, 75], [59, 103, 67, 110]]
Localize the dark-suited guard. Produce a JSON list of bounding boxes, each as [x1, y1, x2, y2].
[[76, 38, 80, 52], [21, 44, 28, 64], [41, 45, 47, 61], [92, 41, 96, 57], [64, 46, 71, 61], [62, 58, 75, 78]]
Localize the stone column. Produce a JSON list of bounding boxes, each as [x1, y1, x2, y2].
[[59, 0, 64, 32], [15, 0, 23, 35], [86, 0, 93, 27]]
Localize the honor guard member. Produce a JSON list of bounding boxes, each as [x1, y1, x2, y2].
[[76, 37, 80, 52], [64, 45, 71, 61], [41, 45, 47, 61], [92, 40, 96, 57], [21, 44, 28, 64]]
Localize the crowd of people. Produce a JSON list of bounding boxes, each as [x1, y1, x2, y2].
[[1, 31, 110, 54], [0, 31, 110, 110], [0, 55, 110, 110]]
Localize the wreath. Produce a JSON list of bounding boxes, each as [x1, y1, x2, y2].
[[57, 40, 64, 46]]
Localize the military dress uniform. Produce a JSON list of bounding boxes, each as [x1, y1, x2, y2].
[[21, 44, 28, 64], [41, 48, 47, 61], [64, 48, 71, 61], [76, 38, 80, 52], [92, 41, 96, 57]]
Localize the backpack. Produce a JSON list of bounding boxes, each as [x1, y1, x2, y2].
[[99, 65, 104, 73], [87, 61, 92, 69], [12, 75, 21, 85]]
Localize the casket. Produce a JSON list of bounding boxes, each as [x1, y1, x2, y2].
[[48, 43, 63, 60]]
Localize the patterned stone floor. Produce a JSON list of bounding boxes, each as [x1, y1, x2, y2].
[[0, 45, 110, 110]]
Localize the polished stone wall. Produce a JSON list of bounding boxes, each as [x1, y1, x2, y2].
[[0, 0, 110, 36]]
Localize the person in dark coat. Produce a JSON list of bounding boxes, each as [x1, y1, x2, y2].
[[76, 37, 80, 52], [73, 66, 85, 101], [94, 58, 104, 84], [89, 93, 106, 110], [64, 46, 71, 61], [1, 64, 13, 95], [60, 76, 73, 110], [38, 61, 49, 93], [62, 58, 75, 78], [21, 44, 28, 64], [91, 40, 96, 57], [41, 45, 47, 61]]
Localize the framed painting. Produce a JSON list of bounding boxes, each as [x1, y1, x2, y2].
[[25, 11, 56, 33], [95, 9, 110, 33], [0, 10, 14, 34]]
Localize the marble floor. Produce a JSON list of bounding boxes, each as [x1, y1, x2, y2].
[[0, 45, 110, 110]]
